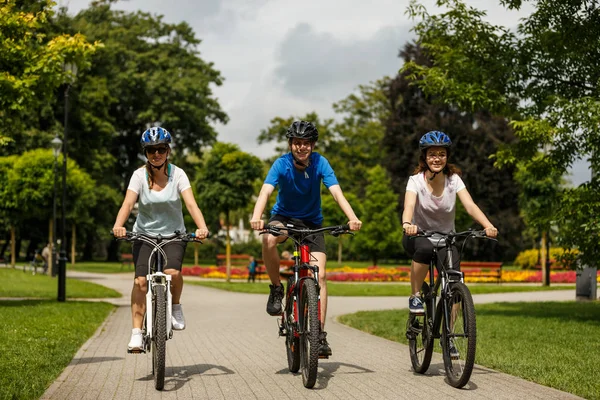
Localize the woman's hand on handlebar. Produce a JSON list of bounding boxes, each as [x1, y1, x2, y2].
[[484, 226, 498, 238], [195, 228, 210, 240], [403, 223, 418, 236], [348, 220, 362, 231], [112, 226, 126, 238]]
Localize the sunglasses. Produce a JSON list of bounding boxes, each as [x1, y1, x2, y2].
[[146, 146, 168, 155]]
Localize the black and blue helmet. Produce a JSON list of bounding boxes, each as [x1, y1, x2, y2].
[[419, 131, 452, 150], [140, 126, 172, 148]]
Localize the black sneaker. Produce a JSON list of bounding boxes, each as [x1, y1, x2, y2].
[[266, 284, 284, 316], [409, 295, 425, 314], [319, 331, 332, 357]]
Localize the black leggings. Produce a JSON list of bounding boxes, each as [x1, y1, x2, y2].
[[402, 235, 461, 271], [132, 241, 187, 278]]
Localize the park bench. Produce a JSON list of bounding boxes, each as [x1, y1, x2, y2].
[[459, 261, 503, 283], [120, 253, 134, 270]]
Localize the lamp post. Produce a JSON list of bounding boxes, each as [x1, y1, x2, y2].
[[58, 63, 78, 302], [50, 136, 62, 278]]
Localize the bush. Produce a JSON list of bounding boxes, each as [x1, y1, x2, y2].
[[513, 247, 579, 269]]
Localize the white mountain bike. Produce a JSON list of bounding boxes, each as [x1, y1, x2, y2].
[[115, 230, 198, 390]]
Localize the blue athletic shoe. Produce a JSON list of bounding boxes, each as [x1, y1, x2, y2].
[[409, 295, 425, 314]]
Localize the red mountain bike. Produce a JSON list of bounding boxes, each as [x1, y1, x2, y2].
[[261, 223, 353, 389]]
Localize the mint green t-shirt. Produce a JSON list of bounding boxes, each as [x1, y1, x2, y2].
[[127, 164, 191, 235]]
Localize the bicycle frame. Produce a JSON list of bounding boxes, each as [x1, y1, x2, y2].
[[288, 242, 321, 337]]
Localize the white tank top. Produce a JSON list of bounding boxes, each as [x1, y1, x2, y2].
[[406, 172, 466, 234], [127, 164, 191, 235]]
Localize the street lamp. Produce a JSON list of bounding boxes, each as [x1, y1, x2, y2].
[[50, 136, 62, 278], [58, 62, 78, 302]]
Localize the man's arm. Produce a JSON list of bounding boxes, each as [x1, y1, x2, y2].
[[250, 183, 275, 230], [328, 185, 362, 231]]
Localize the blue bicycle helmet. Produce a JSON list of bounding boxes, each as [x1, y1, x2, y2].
[[140, 126, 172, 148], [419, 131, 452, 150]]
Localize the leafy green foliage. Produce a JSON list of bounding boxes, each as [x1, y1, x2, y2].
[[352, 166, 403, 265], [0, 0, 99, 147]]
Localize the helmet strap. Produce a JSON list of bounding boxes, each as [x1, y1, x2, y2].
[[150, 160, 167, 170]]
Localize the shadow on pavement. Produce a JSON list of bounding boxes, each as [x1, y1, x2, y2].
[[314, 361, 375, 390], [71, 356, 124, 365], [138, 363, 235, 392]]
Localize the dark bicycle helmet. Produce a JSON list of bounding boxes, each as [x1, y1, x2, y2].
[[140, 126, 172, 148], [285, 120, 318, 142], [419, 131, 452, 150]]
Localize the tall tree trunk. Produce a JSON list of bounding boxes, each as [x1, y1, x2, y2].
[[225, 210, 231, 283], [71, 223, 76, 265], [541, 231, 549, 286], [10, 226, 16, 268], [48, 219, 54, 273], [337, 240, 342, 265], [194, 242, 199, 266]]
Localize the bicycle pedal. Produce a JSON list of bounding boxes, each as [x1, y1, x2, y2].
[[127, 348, 146, 354], [318, 354, 330, 359]]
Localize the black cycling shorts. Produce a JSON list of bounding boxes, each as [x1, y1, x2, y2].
[[402, 235, 460, 271], [268, 214, 326, 255], [132, 240, 187, 278]]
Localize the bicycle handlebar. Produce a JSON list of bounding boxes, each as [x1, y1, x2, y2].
[[260, 224, 353, 239], [111, 230, 203, 243]]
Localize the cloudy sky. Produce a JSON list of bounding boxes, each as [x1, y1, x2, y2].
[[59, 0, 590, 185]]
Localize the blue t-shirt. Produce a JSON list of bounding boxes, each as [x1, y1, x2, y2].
[[265, 152, 339, 224]]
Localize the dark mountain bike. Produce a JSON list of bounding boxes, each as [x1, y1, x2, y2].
[[261, 223, 353, 389], [405, 229, 496, 388], [114, 230, 199, 390]]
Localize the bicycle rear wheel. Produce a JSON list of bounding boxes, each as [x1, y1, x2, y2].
[[152, 285, 167, 390], [407, 282, 433, 373], [441, 282, 476, 388], [285, 277, 300, 373], [299, 279, 320, 388]]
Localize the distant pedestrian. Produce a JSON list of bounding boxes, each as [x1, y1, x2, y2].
[[247, 256, 258, 283], [41, 243, 51, 274]]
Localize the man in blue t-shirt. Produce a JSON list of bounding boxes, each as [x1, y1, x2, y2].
[[250, 120, 362, 357]]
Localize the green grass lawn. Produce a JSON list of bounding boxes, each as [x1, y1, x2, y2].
[[0, 300, 114, 400], [188, 280, 574, 296], [0, 268, 121, 298], [339, 302, 600, 400]]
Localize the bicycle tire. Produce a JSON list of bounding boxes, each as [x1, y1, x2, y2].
[[407, 282, 434, 373], [441, 282, 476, 388], [299, 279, 320, 388], [153, 285, 167, 390], [285, 277, 300, 373]]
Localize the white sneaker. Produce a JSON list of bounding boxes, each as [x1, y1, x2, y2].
[[172, 304, 186, 330], [127, 328, 143, 351]]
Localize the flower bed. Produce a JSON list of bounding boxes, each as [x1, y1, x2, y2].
[[182, 265, 600, 284]]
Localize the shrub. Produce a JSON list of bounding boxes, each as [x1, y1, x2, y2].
[[513, 247, 579, 269]]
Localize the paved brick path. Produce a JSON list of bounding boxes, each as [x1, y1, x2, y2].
[[41, 272, 582, 399]]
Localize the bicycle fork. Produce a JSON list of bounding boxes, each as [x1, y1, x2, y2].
[[145, 272, 173, 345]]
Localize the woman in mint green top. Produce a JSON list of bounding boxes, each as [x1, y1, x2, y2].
[[113, 126, 209, 352]]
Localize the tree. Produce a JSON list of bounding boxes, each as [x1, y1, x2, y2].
[[321, 193, 359, 264], [0, 0, 99, 148], [53, 0, 228, 187], [515, 160, 562, 284], [404, 0, 600, 267], [352, 166, 403, 265], [194, 143, 263, 281], [384, 42, 524, 261]]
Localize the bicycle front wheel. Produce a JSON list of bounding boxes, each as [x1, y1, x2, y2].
[[285, 277, 300, 373], [407, 282, 433, 373], [441, 282, 476, 388], [299, 279, 320, 389], [152, 285, 167, 390]]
